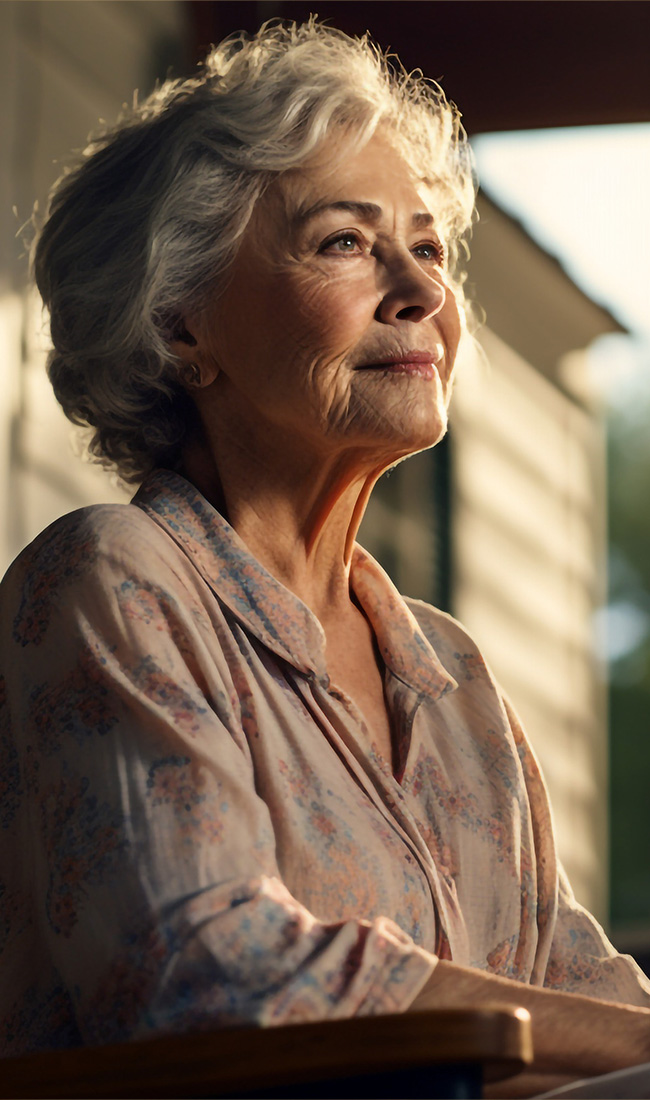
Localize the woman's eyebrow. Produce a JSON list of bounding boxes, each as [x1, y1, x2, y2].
[[295, 200, 434, 228]]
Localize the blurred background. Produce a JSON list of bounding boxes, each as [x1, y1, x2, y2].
[[1, 0, 649, 964]]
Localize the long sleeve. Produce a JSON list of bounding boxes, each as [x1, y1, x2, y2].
[[501, 696, 650, 1007], [544, 865, 650, 1007], [0, 508, 435, 1051], [12, 471, 647, 1057]]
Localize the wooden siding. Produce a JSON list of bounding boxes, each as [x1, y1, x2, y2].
[[451, 328, 608, 920], [0, 0, 190, 575]]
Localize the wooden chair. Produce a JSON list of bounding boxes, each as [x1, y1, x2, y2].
[[0, 1006, 533, 1099]]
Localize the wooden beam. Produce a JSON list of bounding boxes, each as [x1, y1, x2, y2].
[[186, 1, 650, 132]]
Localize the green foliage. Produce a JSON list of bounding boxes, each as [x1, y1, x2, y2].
[[607, 385, 650, 926]]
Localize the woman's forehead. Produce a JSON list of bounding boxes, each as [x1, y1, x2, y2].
[[271, 135, 438, 227]]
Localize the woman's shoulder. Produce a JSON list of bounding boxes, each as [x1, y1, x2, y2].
[[403, 597, 497, 689], [3, 501, 166, 586], [0, 502, 187, 649]]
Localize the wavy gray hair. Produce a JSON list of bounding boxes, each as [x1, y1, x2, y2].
[[33, 17, 476, 483]]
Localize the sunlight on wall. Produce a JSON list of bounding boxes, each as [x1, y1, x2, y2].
[[472, 124, 650, 932], [0, 293, 23, 575], [0, 1, 189, 574], [472, 125, 650, 410], [472, 124, 650, 341]]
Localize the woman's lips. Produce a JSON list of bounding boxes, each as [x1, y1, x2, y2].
[[355, 350, 442, 380], [377, 361, 436, 379]]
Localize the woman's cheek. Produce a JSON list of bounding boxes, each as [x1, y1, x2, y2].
[[310, 279, 377, 342]]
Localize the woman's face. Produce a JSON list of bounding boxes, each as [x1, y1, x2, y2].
[[190, 130, 463, 471]]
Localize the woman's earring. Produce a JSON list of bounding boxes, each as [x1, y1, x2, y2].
[[184, 362, 202, 387]]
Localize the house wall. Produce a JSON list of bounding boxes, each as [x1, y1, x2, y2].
[[451, 329, 608, 921], [453, 194, 617, 923], [0, 0, 190, 576]]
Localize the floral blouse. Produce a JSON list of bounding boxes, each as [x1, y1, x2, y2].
[[1, 469, 648, 1056]]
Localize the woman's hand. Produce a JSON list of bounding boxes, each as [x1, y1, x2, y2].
[[408, 959, 650, 1096]]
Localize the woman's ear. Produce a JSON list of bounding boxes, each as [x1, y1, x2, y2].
[[168, 315, 220, 388]]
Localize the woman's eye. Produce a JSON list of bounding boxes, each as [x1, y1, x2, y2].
[[320, 232, 363, 255], [413, 241, 445, 264]]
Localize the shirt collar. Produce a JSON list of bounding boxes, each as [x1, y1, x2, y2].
[[350, 546, 458, 699], [133, 469, 457, 700]]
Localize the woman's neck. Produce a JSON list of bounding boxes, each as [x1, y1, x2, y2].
[[181, 428, 386, 623]]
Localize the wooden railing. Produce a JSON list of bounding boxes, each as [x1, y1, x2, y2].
[[0, 1006, 533, 1099]]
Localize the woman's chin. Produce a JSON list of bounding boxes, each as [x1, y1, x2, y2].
[[343, 383, 449, 456], [391, 426, 447, 461], [346, 416, 449, 469], [382, 408, 449, 454]]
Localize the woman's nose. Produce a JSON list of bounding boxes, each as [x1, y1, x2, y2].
[[375, 259, 447, 325]]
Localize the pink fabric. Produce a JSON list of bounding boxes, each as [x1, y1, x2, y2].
[[1, 468, 648, 1055]]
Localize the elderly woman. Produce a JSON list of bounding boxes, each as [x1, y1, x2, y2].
[[0, 18, 649, 1094]]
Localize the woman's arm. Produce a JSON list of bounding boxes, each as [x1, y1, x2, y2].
[[501, 694, 650, 1012], [433, 696, 650, 1094], [542, 863, 650, 1008], [0, 510, 435, 1051], [408, 959, 650, 1095]]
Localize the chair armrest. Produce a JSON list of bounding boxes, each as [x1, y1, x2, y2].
[[0, 1006, 533, 1099]]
